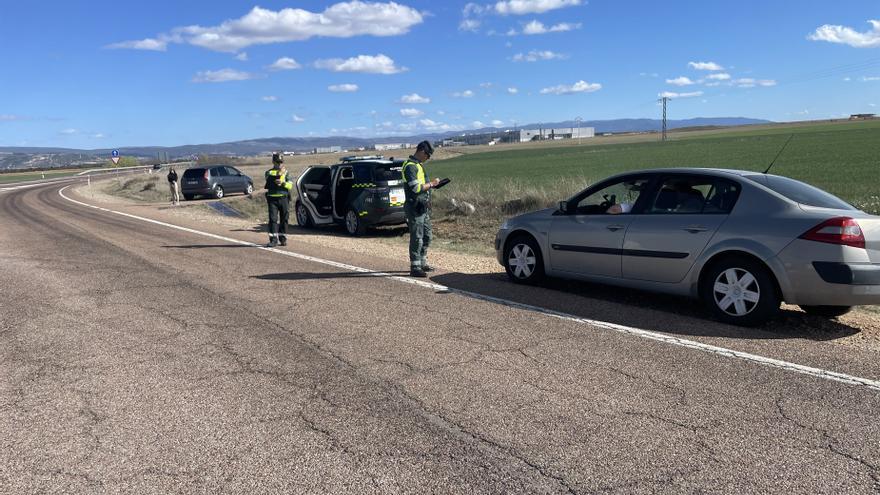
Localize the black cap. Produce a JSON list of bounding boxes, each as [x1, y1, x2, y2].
[[272, 152, 284, 164], [416, 140, 434, 157]]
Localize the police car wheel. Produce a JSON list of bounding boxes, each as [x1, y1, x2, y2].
[[504, 235, 544, 285], [345, 209, 366, 236], [296, 202, 314, 228], [245, 183, 254, 195], [213, 185, 224, 199]]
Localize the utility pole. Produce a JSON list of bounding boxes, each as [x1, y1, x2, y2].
[[575, 116, 583, 145], [659, 97, 669, 142]]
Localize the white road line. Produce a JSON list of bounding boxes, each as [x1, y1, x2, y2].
[[58, 185, 880, 393]]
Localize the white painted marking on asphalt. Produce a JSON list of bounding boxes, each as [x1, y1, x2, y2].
[[58, 185, 880, 393]]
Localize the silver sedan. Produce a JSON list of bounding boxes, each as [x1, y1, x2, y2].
[[495, 169, 880, 326]]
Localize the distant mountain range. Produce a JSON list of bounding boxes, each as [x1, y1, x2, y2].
[[0, 117, 770, 170]]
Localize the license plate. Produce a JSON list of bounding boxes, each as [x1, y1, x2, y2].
[[389, 188, 404, 204]]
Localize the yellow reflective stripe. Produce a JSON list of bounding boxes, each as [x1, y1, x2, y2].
[[283, 182, 293, 190], [359, 211, 368, 216]]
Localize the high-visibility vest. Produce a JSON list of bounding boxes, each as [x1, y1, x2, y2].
[[265, 168, 293, 197], [402, 159, 426, 199]]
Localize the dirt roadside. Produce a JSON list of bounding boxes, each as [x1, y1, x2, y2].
[[73, 178, 880, 349]]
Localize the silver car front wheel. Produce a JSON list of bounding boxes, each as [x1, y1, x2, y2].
[[713, 268, 760, 317], [509, 244, 537, 279], [503, 235, 544, 285]]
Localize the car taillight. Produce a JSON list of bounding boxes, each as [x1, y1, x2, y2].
[[203, 170, 209, 180], [800, 217, 865, 249]]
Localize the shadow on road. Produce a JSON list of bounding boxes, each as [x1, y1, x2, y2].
[[252, 271, 409, 281], [429, 271, 861, 342], [231, 222, 408, 239]]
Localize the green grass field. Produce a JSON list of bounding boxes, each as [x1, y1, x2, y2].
[[429, 119, 880, 215]]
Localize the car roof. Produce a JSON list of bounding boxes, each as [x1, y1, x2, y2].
[[605, 167, 760, 180]]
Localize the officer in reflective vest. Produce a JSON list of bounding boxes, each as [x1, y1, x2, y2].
[[265, 152, 293, 247], [402, 141, 440, 277]]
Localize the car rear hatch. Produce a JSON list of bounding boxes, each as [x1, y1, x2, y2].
[[182, 168, 207, 188], [359, 162, 406, 208]]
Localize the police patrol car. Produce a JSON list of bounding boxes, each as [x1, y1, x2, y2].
[[294, 155, 408, 236]]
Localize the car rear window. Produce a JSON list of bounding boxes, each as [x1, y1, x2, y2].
[[353, 163, 402, 183], [182, 168, 205, 179], [371, 164, 403, 182], [745, 174, 855, 210]]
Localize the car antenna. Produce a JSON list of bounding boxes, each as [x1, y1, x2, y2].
[[763, 134, 794, 174]]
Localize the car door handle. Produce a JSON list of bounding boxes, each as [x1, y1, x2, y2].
[[606, 224, 625, 232], [683, 225, 709, 233]]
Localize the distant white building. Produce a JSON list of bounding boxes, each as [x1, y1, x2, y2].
[[519, 127, 595, 142], [314, 146, 342, 154], [374, 143, 410, 151]]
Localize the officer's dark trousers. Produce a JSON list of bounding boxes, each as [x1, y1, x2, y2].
[[267, 195, 290, 240], [405, 206, 432, 268]]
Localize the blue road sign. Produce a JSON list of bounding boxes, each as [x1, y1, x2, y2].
[[111, 149, 119, 158]]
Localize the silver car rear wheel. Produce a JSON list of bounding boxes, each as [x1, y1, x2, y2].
[[713, 268, 761, 317]]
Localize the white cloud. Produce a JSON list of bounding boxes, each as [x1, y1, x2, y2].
[[639, 72, 659, 78], [863, 76, 880, 82], [869, 103, 877, 107], [419, 119, 463, 132], [261, 95, 278, 102], [452, 90, 475, 98], [105, 38, 168, 51], [111, 3, 424, 53], [268, 57, 301, 71], [521, 20, 581, 35], [659, 91, 704, 99], [314, 54, 406, 74], [192, 68, 257, 83], [706, 72, 731, 81], [60, 128, 77, 135], [507, 87, 519, 94], [92, 133, 105, 138], [399, 93, 431, 104], [291, 114, 306, 123], [491, 119, 504, 126], [234, 52, 249, 61], [512, 49, 568, 62], [495, 0, 582, 15], [480, 82, 494, 88], [540, 80, 602, 95], [459, 19, 481, 32], [464, 3, 488, 16], [809, 20, 880, 48], [328, 83, 359, 92], [400, 108, 424, 118], [688, 61, 724, 71], [666, 76, 696, 86], [0, 114, 24, 121], [472, 120, 486, 128], [732, 78, 777, 88]]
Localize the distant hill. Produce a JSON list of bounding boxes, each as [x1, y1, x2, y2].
[[0, 117, 770, 170]]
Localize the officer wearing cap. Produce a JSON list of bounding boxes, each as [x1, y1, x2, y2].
[[402, 141, 440, 277], [265, 152, 293, 247]]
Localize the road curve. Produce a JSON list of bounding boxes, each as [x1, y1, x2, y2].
[[1, 180, 879, 493]]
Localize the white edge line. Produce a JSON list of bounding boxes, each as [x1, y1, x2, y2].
[[58, 185, 880, 393]]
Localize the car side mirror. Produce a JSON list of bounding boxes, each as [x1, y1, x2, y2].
[[558, 201, 569, 214]]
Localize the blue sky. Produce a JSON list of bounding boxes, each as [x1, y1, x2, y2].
[[1, 0, 879, 148]]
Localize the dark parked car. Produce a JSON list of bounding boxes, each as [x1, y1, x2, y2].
[[294, 156, 406, 235], [181, 165, 253, 200]]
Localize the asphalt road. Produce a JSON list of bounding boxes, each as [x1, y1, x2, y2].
[[2, 180, 879, 494]]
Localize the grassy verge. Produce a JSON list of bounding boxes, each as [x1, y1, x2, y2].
[[102, 174, 170, 203], [0, 169, 87, 184], [428, 119, 880, 250]]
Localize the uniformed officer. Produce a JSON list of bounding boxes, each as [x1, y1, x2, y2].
[[265, 152, 293, 247], [402, 141, 440, 277]]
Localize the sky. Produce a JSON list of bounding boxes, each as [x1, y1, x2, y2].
[[1, 0, 879, 148]]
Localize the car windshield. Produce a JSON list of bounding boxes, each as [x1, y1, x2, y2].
[[745, 174, 855, 210]]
